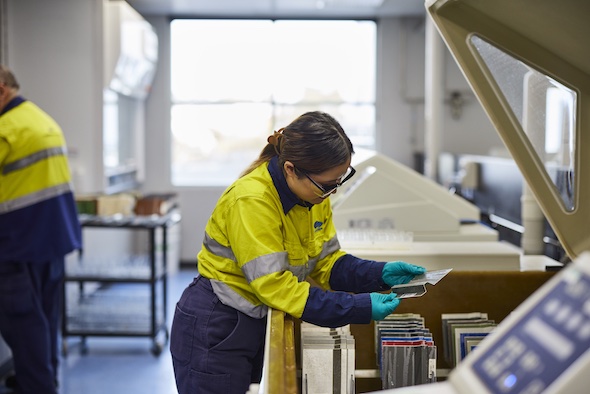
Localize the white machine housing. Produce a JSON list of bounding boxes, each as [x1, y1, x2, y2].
[[331, 149, 522, 272], [332, 148, 498, 242]]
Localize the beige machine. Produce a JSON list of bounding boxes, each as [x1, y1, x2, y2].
[[380, 0, 590, 392], [332, 148, 495, 242], [332, 148, 523, 271]]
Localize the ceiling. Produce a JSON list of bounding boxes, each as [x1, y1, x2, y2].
[[126, 0, 426, 19]]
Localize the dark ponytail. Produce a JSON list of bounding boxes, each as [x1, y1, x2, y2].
[[241, 111, 354, 177]]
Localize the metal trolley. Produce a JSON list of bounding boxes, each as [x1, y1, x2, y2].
[[61, 211, 181, 356]]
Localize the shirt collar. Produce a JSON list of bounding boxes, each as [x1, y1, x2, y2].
[[268, 156, 313, 214], [1, 96, 26, 116]]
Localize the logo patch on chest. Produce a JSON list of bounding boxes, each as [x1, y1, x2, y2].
[[314, 221, 324, 232]]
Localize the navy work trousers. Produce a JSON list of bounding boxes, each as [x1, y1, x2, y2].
[[0, 259, 63, 394], [171, 275, 266, 394]]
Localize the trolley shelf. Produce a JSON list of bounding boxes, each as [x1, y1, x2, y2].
[[65, 254, 166, 282], [65, 290, 165, 335]]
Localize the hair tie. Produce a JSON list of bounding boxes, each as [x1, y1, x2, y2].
[[267, 128, 284, 155]]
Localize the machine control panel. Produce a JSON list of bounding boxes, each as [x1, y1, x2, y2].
[[471, 266, 590, 393]]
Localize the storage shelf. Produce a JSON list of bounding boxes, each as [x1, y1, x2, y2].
[[64, 283, 165, 333], [65, 254, 165, 281], [78, 212, 181, 229]]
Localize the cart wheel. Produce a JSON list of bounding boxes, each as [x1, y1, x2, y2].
[[80, 337, 89, 355], [151, 341, 163, 356]]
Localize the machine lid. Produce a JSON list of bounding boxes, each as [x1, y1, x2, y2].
[[425, 0, 590, 259]]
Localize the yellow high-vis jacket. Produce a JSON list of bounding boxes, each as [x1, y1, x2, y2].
[[197, 156, 388, 327], [0, 97, 81, 263]]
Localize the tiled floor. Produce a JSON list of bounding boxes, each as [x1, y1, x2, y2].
[[1, 267, 197, 394]]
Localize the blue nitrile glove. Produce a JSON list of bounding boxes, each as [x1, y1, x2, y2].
[[382, 261, 426, 287], [370, 292, 400, 320]]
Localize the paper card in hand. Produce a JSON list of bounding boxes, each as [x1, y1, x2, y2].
[[391, 268, 452, 298]]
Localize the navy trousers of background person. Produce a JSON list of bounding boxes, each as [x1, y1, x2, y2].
[[171, 275, 267, 394], [0, 259, 63, 394]]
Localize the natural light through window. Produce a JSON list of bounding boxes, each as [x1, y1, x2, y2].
[[170, 19, 376, 186]]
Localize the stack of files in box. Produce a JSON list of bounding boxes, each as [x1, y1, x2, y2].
[[300, 323, 355, 394], [441, 312, 497, 367], [375, 313, 437, 389]]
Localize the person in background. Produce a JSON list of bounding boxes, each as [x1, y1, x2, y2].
[[0, 65, 81, 394], [170, 111, 426, 394]]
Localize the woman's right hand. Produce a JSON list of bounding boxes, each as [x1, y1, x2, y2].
[[369, 292, 399, 321]]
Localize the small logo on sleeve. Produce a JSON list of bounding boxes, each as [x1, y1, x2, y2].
[[314, 221, 324, 232]]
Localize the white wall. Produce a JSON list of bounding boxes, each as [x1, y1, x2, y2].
[[7, 0, 105, 193], [5, 1, 504, 263], [5, 0, 135, 255], [377, 17, 424, 165], [377, 17, 502, 164]]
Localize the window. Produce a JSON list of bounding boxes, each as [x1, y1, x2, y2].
[[471, 35, 577, 211], [170, 19, 376, 186]]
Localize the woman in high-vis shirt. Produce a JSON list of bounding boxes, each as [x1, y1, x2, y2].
[[171, 111, 425, 394]]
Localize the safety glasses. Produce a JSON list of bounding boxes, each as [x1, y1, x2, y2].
[[298, 166, 356, 198]]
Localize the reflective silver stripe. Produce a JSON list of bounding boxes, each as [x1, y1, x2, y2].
[[321, 235, 341, 259], [203, 232, 236, 261], [204, 234, 341, 318], [2, 146, 67, 175], [210, 279, 268, 319], [242, 235, 339, 282], [298, 236, 341, 278], [242, 252, 289, 283], [289, 265, 308, 281], [0, 182, 73, 214], [305, 256, 320, 278]]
